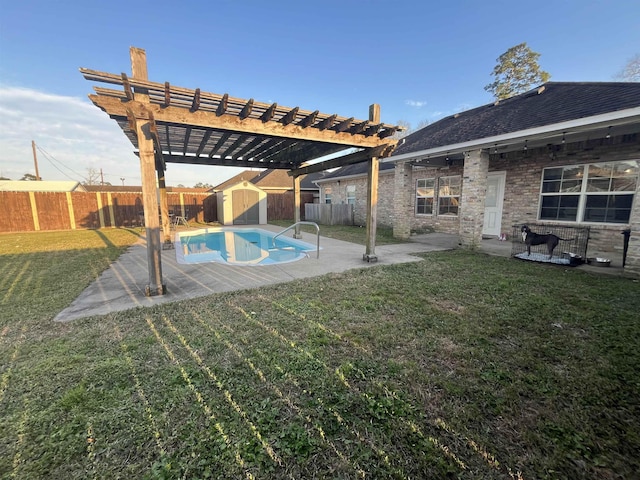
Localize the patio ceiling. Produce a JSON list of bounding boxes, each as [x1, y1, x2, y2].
[[80, 68, 401, 175]]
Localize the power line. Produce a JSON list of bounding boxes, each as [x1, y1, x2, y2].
[[36, 145, 85, 182], [35, 143, 142, 184]]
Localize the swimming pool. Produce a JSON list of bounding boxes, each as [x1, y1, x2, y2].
[[175, 227, 319, 266]]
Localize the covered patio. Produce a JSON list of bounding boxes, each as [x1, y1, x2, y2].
[[81, 47, 402, 295]]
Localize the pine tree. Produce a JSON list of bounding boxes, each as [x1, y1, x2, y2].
[[485, 43, 550, 100]]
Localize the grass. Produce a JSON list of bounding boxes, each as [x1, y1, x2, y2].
[[1, 227, 639, 479]]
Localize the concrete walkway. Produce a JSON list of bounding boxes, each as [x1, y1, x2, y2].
[[53, 225, 623, 322]]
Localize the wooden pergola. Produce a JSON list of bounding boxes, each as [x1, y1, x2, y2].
[[81, 47, 401, 295]]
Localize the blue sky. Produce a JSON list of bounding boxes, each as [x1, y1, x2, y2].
[[1, 0, 638, 187]]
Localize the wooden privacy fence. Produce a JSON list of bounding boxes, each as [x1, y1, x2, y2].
[[305, 203, 354, 225], [0, 191, 216, 233], [0, 190, 312, 233], [267, 191, 315, 221]]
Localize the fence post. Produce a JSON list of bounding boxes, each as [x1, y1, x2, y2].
[[66, 192, 76, 229], [107, 193, 116, 227], [29, 192, 40, 231]]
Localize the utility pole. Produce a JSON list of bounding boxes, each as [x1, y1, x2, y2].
[[31, 140, 41, 180], [100, 168, 104, 185], [120, 177, 125, 186]]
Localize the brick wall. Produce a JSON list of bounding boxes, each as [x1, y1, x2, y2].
[[396, 164, 465, 235], [489, 135, 639, 259], [459, 150, 489, 248], [317, 134, 640, 275], [318, 171, 394, 226]]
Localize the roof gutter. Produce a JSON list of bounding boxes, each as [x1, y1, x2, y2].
[[315, 168, 395, 184], [383, 107, 640, 163]]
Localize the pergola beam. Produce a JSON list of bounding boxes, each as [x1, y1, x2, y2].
[[288, 144, 391, 176], [89, 95, 392, 149]]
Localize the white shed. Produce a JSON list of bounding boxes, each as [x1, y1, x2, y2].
[[217, 181, 267, 225]]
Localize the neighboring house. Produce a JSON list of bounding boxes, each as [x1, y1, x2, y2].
[[319, 82, 640, 276], [0, 180, 87, 192]]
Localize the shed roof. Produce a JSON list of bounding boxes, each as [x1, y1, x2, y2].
[[212, 169, 320, 191]]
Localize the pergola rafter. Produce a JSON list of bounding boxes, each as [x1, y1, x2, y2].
[[81, 47, 401, 296]]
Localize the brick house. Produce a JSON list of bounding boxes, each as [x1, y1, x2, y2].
[[317, 82, 640, 276]]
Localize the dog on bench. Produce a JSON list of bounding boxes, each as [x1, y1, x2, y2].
[[520, 225, 574, 259]]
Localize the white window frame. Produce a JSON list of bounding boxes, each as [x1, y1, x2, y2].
[[415, 178, 435, 215], [346, 185, 356, 205], [437, 175, 461, 216], [539, 160, 638, 224], [324, 187, 332, 204]]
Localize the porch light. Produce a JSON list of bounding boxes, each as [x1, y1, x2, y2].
[[605, 126, 611, 139]]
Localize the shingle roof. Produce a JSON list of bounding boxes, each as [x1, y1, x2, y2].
[[212, 169, 320, 190], [212, 170, 262, 190], [393, 82, 640, 156]]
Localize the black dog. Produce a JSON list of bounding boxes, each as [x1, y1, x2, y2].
[[521, 225, 574, 259]]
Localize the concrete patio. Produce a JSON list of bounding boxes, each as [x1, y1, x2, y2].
[[54, 224, 623, 322]]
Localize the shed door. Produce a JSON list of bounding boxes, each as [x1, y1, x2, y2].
[[232, 189, 259, 225], [482, 172, 506, 237]]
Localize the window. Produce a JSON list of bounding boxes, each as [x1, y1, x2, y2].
[[415, 178, 435, 215], [346, 185, 356, 205], [438, 176, 461, 216], [324, 187, 332, 204], [539, 161, 638, 223]]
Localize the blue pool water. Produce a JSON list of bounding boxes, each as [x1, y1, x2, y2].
[[175, 228, 318, 266]]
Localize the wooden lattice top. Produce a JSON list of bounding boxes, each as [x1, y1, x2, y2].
[[81, 66, 401, 174]]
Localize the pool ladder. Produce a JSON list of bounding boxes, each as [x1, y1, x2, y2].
[[273, 221, 320, 259]]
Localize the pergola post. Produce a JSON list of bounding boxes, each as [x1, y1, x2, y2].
[[158, 168, 172, 246], [363, 104, 380, 262], [131, 47, 165, 295], [293, 174, 302, 238]]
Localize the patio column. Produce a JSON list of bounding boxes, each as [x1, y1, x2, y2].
[[393, 161, 412, 239], [158, 168, 172, 246], [364, 104, 380, 262], [459, 149, 489, 249], [293, 174, 302, 238], [623, 194, 640, 277], [131, 47, 165, 295]]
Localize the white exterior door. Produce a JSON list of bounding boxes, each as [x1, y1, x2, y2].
[[482, 172, 506, 237]]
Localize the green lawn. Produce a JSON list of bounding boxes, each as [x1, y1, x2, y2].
[[1, 228, 639, 479]]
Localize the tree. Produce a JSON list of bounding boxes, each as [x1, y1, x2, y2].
[[393, 120, 413, 139], [393, 119, 430, 139], [485, 42, 550, 100], [615, 53, 640, 81], [83, 168, 101, 186], [21, 173, 38, 181], [194, 182, 213, 188]]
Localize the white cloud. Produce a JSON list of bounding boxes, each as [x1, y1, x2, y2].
[[0, 86, 239, 186], [405, 99, 428, 108]]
